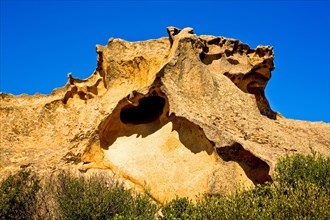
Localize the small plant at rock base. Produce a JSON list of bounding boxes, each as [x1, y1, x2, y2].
[[275, 152, 330, 194], [160, 153, 330, 219], [54, 171, 157, 219], [161, 197, 195, 220], [1, 153, 329, 219], [0, 169, 40, 220]]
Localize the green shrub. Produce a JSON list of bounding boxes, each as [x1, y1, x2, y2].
[[267, 181, 330, 219], [161, 183, 329, 219], [161, 197, 195, 220], [275, 152, 330, 193], [161, 153, 330, 219], [160, 185, 274, 220], [54, 172, 157, 220], [1, 153, 329, 219], [0, 169, 40, 220]]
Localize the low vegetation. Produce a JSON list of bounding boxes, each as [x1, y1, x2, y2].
[[54, 172, 157, 219], [0, 169, 40, 220], [1, 152, 329, 219]]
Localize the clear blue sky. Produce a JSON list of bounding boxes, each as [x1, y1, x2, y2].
[[1, 0, 329, 122]]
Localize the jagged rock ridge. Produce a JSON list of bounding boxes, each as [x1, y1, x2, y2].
[[1, 27, 329, 203]]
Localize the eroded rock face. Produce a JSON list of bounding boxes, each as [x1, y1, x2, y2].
[[1, 27, 329, 203]]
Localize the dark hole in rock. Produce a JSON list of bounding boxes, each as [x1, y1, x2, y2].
[[202, 46, 209, 53], [207, 37, 221, 45], [247, 82, 263, 94], [200, 53, 222, 65], [227, 58, 239, 65], [78, 91, 87, 100], [120, 96, 165, 124], [217, 143, 272, 185]]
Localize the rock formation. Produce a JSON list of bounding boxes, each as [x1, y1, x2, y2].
[[1, 27, 329, 203]]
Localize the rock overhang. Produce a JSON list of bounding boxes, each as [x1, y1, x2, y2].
[[1, 26, 329, 204]]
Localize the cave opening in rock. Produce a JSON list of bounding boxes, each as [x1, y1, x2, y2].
[[120, 96, 166, 125], [216, 143, 272, 185]]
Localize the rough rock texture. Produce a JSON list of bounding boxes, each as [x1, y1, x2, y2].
[[1, 27, 329, 203]]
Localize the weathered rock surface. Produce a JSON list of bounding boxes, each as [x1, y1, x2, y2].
[[1, 27, 329, 203]]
